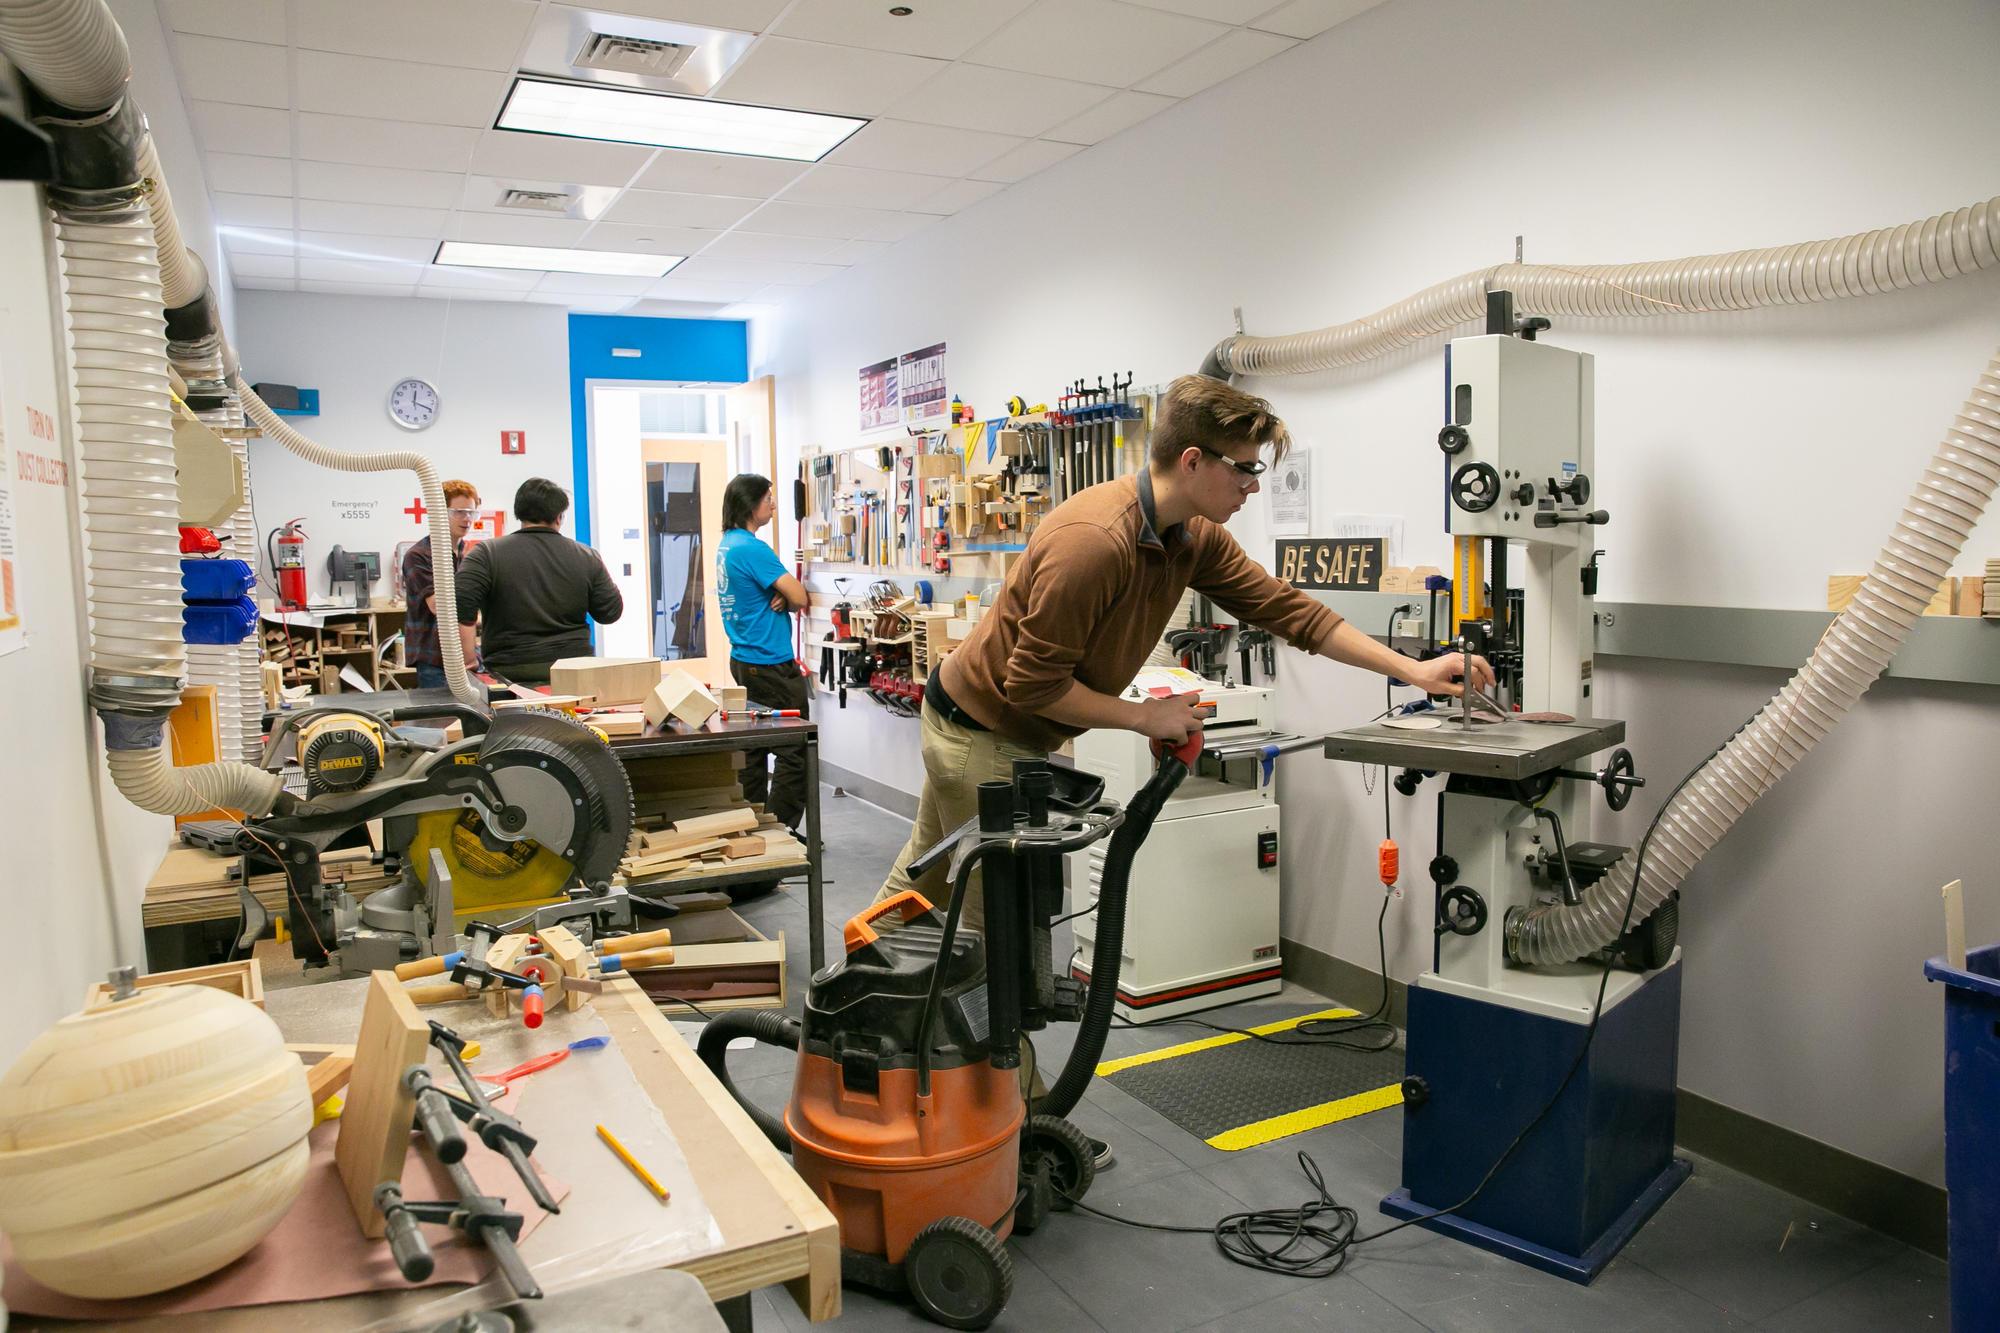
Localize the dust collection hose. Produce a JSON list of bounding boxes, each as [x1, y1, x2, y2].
[[696, 1010, 801, 1153], [1510, 350, 2000, 964], [238, 379, 481, 707]]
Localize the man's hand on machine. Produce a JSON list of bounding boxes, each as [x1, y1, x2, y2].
[[1401, 651, 1496, 698], [1131, 690, 1206, 743]]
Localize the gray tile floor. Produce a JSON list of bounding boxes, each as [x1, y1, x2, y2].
[[709, 786, 1948, 1332]]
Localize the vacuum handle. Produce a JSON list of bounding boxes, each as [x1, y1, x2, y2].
[[843, 890, 935, 953], [1150, 726, 1205, 769]]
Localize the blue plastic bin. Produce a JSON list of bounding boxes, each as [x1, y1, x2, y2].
[[1923, 941, 2000, 1329]]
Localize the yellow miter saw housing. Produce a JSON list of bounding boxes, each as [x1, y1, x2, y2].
[[238, 702, 637, 973]]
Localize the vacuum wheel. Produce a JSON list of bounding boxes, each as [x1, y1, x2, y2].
[[1022, 1114, 1097, 1210], [904, 1216, 1013, 1330]]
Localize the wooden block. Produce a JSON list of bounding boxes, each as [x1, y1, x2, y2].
[[334, 972, 431, 1238], [1943, 879, 1967, 970], [631, 937, 788, 1012], [640, 828, 729, 855], [84, 958, 264, 1010], [548, 656, 663, 707], [1827, 574, 1864, 613], [1923, 576, 1955, 617], [1377, 567, 1412, 594], [484, 934, 531, 1017], [646, 670, 721, 729], [714, 685, 748, 713], [493, 693, 587, 712], [586, 710, 646, 737], [625, 839, 727, 872], [1955, 575, 1984, 617], [674, 807, 759, 838], [304, 1052, 355, 1103], [723, 835, 767, 859], [537, 924, 592, 1012]]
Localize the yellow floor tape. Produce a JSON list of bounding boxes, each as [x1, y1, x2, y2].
[[1095, 1006, 1405, 1152]]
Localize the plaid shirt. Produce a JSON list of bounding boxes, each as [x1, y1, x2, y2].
[[400, 539, 461, 666]]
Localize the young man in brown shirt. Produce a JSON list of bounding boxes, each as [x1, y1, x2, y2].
[[875, 377, 1493, 1161]]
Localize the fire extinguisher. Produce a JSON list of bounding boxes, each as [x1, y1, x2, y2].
[[269, 518, 308, 610]]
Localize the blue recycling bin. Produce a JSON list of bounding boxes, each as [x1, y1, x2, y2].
[[1923, 941, 2000, 1329]]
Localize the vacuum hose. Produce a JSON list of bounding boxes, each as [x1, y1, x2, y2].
[[1034, 750, 1193, 1119], [696, 1010, 801, 1153]]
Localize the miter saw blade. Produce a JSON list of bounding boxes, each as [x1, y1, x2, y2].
[[410, 707, 633, 907]]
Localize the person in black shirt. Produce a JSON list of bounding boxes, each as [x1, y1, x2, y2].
[[456, 478, 622, 686]]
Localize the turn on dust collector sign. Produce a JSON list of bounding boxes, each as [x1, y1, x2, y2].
[[1274, 537, 1385, 592]]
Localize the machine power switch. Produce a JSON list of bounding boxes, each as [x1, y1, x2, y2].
[[1256, 831, 1279, 869]]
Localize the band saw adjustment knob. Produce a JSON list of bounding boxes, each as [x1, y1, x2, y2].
[[1450, 462, 1502, 513], [1547, 472, 1591, 505], [1436, 885, 1488, 936], [1437, 424, 1470, 455]]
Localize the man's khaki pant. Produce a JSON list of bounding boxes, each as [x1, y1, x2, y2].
[[873, 701, 1048, 937]]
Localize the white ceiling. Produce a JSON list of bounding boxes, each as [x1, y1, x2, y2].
[[158, 0, 1388, 317]]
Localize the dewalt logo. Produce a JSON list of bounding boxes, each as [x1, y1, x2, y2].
[[319, 755, 365, 770]]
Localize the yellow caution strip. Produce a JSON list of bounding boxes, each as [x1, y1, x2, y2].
[[1094, 1007, 1360, 1078], [1204, 1081, 1405, 1151]]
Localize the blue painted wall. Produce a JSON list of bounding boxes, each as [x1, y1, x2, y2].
[[567, 314, 749, 545]]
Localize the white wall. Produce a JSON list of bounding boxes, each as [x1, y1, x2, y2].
[[0, 185, 173, 1065], [765, 0, 2000, 1188], [237, 292, 577, 602]]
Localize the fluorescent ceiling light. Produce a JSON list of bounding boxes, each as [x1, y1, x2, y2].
[[497, 76, 865, 162], [435, 241, 681, 278]]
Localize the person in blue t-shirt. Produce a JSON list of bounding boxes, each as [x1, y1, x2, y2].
[[718, 474, 811, 829]]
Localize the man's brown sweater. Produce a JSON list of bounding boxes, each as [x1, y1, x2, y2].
[[937, 470, 1345, 750]]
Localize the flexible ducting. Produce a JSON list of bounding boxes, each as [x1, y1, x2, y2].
[[238, 379, 482, 707], [103, 723, 283, 818], [0, 0, 129, 114], [696, 1010, 801, 1153], [1510, 350, 2000, 963], [1208, 197, 2000, 378]]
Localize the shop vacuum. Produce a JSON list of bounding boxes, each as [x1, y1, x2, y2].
[[700, 733, 1199, 1328]]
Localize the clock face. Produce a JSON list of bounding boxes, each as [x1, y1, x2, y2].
[[388, 377, 440, 430]]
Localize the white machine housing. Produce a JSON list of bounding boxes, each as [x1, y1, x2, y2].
[[1069, 680, 1284, 1022]]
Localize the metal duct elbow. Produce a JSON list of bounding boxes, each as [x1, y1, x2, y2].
[[1197, 337, 1237, 382]]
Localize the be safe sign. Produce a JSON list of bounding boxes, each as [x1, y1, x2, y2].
[[1274, 537, 1384, 591]]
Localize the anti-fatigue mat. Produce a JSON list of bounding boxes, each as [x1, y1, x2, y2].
[[1095, 1007, 1404, 1151]]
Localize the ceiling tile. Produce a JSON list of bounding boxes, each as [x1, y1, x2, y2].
[[298, 113, 480, 173], [171, 35, 290, 108], [415, 286, 528, 303], [665, 256, 842, 287], [298, 257, 428, 284], [296, 51, 509, 128], [1123, 0, 1275, 20], [470, 130, 653, 189], [422, 265, 544, 292], [1138, 27, 1295, 96], [783, 164, 953, 211], [1045, 90, 1177, 145], [698, 231, 845, 263], [745, 200, 935, 242], [968, 0, 1225, 87], [235, 277, 297, 291], [446, 212, 594, 247], [211, 192, 294, 229], [913, 177, 1004, 215], [1249, 0, 1390, 39], [634, 148, 810, 198], [564, 0, 789, 29], [228, 252, 297, 279], [299, 280, 422, 297], [532, 272, 657, 296], [294, 0, 539, 71], [771, 0, 1034, 60], [887, 63, 1111, 138], [297, 232, 438, 264], [969, 138, 1082, 183], [575, 222, 721, 255], [523, 291, 634, 312], [826, 120, 1024, 178], [203, 153, 293, 196], [642, 276, 768, 303], [710, 36, 946, 117], [163, 0, 287, 44], [298, 161, 467, 210], [189, 102, 291, 157], [296, 198, 453, 238], [602, 189, 763, 231], [821, 238, 894, 266], [221, 227, 296, 256]]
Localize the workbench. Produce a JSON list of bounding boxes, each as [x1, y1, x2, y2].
[[611, 716, 828, 973], [12, 975, 839, 1330]]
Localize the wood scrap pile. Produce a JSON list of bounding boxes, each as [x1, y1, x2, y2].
[[142, 844, 394, 928], [616, 751, 808, 888]]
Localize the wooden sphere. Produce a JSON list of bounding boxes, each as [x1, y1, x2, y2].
[[0, 984, 312, 1299]]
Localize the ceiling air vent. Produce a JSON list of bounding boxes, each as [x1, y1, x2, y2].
[[496, 188, 576, 214], [573, 32, 698, 79]]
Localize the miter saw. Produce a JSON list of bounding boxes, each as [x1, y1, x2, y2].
[[227, 699, 639, 974]]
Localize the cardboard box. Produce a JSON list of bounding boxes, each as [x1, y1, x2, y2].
[[548, 657, 661, 706], [645, 669, 720, 729]]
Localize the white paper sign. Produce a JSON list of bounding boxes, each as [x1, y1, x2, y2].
[[1331, 513, 1406, 569], [1268, 450, 1311, 535]]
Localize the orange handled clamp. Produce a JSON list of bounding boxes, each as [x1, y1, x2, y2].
[[844, 890, 935, 953]]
